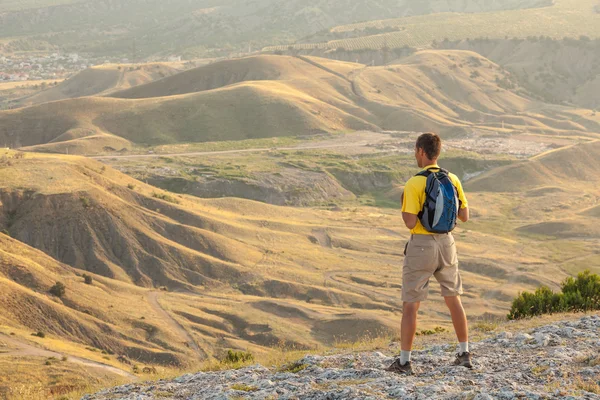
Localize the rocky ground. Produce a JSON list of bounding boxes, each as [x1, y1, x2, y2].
[[84, 315, 600, 400]]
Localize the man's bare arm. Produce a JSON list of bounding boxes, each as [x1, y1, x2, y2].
[[402, 212, 418, 229], [458, 207, 469, 223]]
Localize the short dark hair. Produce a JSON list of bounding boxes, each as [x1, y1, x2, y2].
[[416, 132, 442, 160]]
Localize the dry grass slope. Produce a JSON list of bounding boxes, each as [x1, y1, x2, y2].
[[17, 63, 184, 108], [1, 53, 599, 155]]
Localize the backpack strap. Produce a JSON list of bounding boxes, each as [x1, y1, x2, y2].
[[415, 167, 448, 177]]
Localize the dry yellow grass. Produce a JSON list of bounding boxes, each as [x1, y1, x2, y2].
[[18, 62, 185, 108], [1, 52, 598, 155], [0, 129, 597, 397]]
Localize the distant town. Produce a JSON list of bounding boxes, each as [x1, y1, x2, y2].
[[0, 53, 183, 82]]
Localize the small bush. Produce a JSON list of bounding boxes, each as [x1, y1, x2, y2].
[[224, 350, 254, 364], [32, 331, 45, 338], [132, 365, 140, 374], [508, 270, 600, 319], [82, 273, 93, 285], [80, 196, 91, 208], [127, 183, 136, 190], [152, 192, 180, 204], [49, 282, 66, 298], [416, 326, 447, 336]]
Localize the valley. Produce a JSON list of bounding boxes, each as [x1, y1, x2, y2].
[[0, 2, 599, 398]]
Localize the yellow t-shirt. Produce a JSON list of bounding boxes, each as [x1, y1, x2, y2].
[[402, 164, 468, 235]]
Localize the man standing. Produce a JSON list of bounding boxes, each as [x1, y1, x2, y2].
[[386, 132, 472, 375]]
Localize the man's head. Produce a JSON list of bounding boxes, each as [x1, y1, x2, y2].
[[414, 132, 442, 168]]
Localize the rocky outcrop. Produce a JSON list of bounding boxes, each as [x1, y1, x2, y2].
[[85, 314, 600, 399]]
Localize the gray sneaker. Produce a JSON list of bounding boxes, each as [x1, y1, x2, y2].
[[385, 359, 413, 375], [454, 352, 473, 369]]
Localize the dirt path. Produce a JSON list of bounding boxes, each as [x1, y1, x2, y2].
[[91, 132, 394, 160], [0, 333, 136, 379], [146, 292, 206, 358]]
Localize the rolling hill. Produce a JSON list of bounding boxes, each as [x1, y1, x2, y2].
[[1, 143, 591, 360], [16, 63, 185, 108], [440, 37, 600, 109], [0, 136, 598, 397], [1, 52, 599, 155]]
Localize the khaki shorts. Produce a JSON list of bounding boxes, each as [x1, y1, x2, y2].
[[402, 233, 463, 302]]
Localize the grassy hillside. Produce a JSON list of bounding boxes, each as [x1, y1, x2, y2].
[[0, 141, 598, 396], [0, 0, 552, 58], [16, 63, 184, 108], [439, 37, 600, 109], [265, 0, 600, 52], [1, 53, 599, 155]]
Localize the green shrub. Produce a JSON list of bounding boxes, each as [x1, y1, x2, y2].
[[416, 326, 447, 336], [49, 282, 66, 298], [508, 270, 600, 319], [152, 192, 180, 204], [80, 196, 91, 208], [561, 270, 600, 312], [223, 350, 254, 364], [82, 273, 93, 285], [32, 331, 45, 338]]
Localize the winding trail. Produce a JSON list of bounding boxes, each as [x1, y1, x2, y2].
[[146, 291, 206, 358], [0, 333, 136, 379]]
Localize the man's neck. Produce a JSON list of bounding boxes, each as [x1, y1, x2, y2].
[[421, 160, 439, 168]]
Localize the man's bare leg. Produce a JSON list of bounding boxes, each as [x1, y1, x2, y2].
[[401, 301, 421, 354], [444, 295, 468, 343]]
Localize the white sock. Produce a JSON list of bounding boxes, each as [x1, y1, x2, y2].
[[400, 350, 411, 365], [459, 342, 469, 354]]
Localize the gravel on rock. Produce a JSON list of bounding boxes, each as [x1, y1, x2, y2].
[[83, 315, 600, 400]]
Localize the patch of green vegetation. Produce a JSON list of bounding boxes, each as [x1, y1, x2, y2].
[[152, 192, 181, 204], [224, 350, 254, 364], [82, 273, 93, 285], [49, 281, 66, 298], [473, 320, 500, 332], [79, 196, 91, 208], [415, 326, 447, 336], [358, 192, 401, 209], [230, 383, 259, 392], [508, 270, 600, 319], [279, 362, 309, 373], [147, 136, 306, 155]]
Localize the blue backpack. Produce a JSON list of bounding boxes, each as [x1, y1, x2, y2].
[[416, 167, 459, 233]]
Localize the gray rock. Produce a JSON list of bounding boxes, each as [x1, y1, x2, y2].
[[514, 333, 533, 342], [83, 316, 600, 400], [496, 331, 514, 340]]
